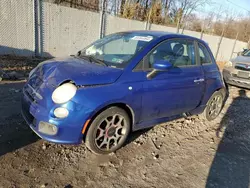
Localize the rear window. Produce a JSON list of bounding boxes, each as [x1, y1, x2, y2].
[[198, 43, 212, 65]]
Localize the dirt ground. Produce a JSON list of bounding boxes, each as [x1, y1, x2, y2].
[[0, 57, 250, 188]]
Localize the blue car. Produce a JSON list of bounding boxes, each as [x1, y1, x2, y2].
[[21, 31, 227, 154]]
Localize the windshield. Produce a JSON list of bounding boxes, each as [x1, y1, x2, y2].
[[242, 50, 250, 56], [79, 33, 156, 69]]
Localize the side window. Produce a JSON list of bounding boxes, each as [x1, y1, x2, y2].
[[145, 39, 196, 69], [198, 43, 212, 64]]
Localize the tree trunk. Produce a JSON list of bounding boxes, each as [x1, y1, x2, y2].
[[120, 0, 126, 15]]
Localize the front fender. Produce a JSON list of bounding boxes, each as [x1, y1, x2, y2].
[[75, 82, 143, 129]]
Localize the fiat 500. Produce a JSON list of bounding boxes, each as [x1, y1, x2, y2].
[[22, 31, 227, 154]]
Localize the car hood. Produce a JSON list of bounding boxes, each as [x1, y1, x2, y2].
[[231, 56, 250, 64], [36, 57, 123, 86]]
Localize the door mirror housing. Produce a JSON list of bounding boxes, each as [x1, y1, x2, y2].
[[147, 60, 172, 79], [153, 60, 172, 71]]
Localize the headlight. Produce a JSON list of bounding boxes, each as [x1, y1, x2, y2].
[[52, 83, 77, 104], [224, 61, 233, 67]]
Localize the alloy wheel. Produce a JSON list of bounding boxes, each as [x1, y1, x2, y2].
[[94, 114, 128, 151], [207, 94, 223, 119]]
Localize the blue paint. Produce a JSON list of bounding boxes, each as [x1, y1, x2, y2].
[[21, 31, 226, 144], [153, 60, 172, 70]]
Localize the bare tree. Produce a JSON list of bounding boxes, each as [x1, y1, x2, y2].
[[120, 0, 126, 15], [214, 9, 239, 59], [52, 0, 99, 11], [170, 0, 211, 33], [163, 0, 174, 24], [199, 11, 215, 39]]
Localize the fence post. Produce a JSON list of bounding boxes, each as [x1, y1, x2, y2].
[[99, 0, 106, 39], [230, 32, 239, 59], [34, 0, 44, 57], [34, 0, 41, 56]]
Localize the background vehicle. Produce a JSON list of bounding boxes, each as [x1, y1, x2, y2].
[[223, 49, 250, 89], [22, 31, 227, 154], [237, 48, 249, 56]]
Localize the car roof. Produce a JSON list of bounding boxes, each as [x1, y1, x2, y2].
[[120, 30, 206, 44]]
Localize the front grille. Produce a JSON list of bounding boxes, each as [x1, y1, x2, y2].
[[235, 64, 250, 72], [24, 75, 43, 102], [24, 89, 35, 102], [29, 76, 43, 89]]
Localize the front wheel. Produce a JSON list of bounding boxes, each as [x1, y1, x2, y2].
[[85, 107, 130, 154], [200, 91, 224, 121]]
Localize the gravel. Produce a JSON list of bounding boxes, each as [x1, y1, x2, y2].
[[0, 57, 250, 187]]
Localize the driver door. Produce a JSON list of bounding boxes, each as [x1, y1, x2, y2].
[[140, 38, 205, 122]]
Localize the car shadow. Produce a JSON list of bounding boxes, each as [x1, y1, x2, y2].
[[123, 127, 152, 148], [206, 89, 250, 188], [0, 81, 39, 157]]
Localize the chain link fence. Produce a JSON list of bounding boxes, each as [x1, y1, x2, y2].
[[0, 0, 248, 61], [0, 0, 35, 56]]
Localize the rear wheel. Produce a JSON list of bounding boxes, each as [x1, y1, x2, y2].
[[85, 107, 130, 154], [201, 91, 224, 121]]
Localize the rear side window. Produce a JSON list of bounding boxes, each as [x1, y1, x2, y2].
[[198, 43, 212, 65], [145, 39, 196, 69]]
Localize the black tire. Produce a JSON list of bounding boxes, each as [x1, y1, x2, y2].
[[200, 90, 224, 121], [85, 107, 130, 155]]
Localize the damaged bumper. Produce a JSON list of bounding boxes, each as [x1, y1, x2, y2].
[[223, 68, 250, 89], [21, 81, 91, 145]]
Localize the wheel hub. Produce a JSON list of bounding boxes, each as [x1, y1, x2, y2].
[[107, 127, 116, 137], [208, 95, 223, 119], [94, 114, 128, 151]]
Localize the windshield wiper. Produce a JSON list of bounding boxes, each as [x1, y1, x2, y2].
[[89, 56, 108, 67], [79, 55, 108, 67]]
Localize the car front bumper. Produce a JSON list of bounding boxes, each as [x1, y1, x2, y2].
[[21, 84, 91, 145], [223, 68, 250, 89]]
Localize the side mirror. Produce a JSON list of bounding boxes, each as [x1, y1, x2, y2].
[[147, 60, 172, 79], [153, 60, 172, 71]]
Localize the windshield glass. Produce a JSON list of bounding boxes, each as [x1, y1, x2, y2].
[[79, 33, 156, 69], [242, 50, 250, 56]]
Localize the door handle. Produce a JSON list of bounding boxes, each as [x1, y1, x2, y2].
[[194, 78, 204, 83]]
